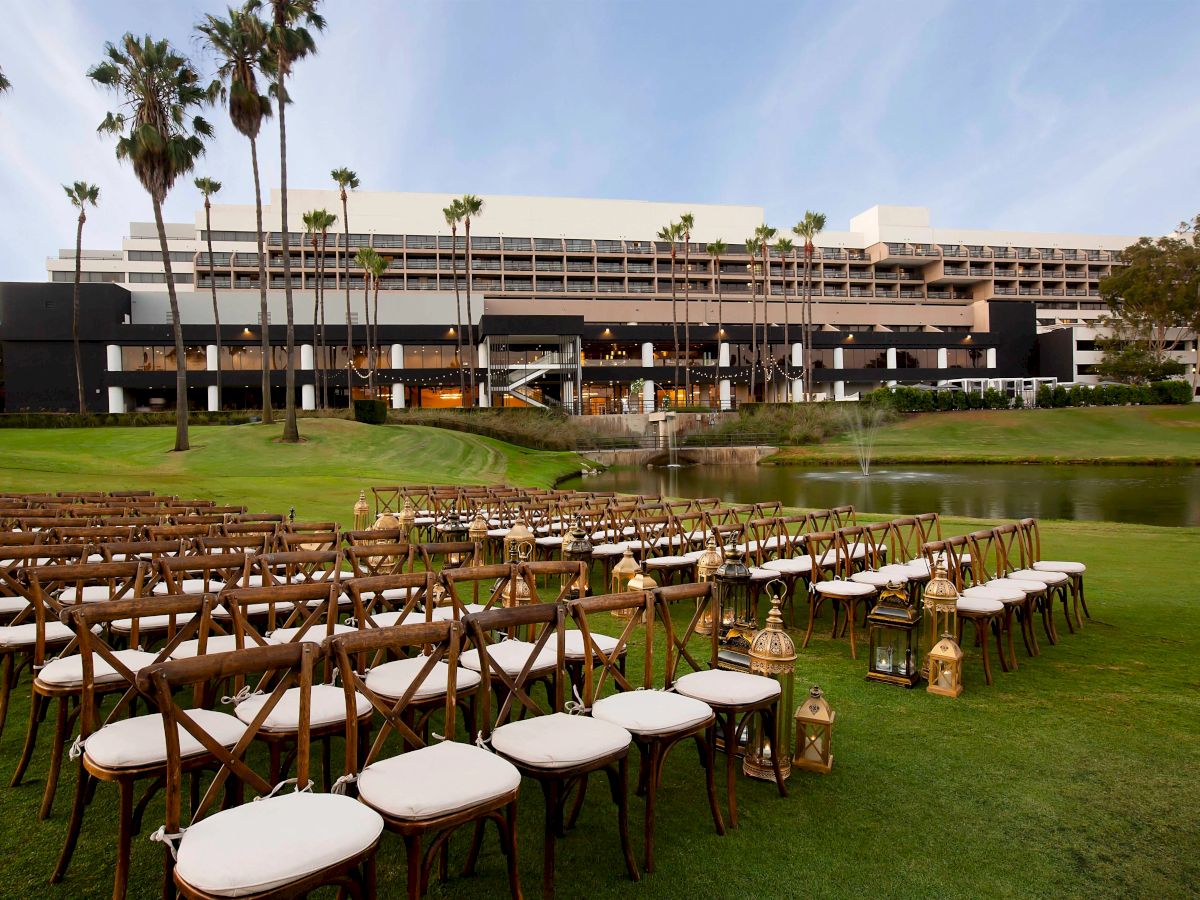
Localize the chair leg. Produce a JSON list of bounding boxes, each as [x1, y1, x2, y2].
[[51, 762, 90, 884], [0, 653, 12, 742], [362, 851, 377, 900], [39, 696, 70, 820], [765, 707, 788, 798], [993, 617, 1010, 674], [1040, 594, 1059, 645], [695, 728, 724, 836], [846, 602, 858, 660], [976, 620, 994, 686], [403, 834, 422, 900], [1077, 576, 1090, 621], [113, 779, 134, 900], [801, 596, 819, 649], [643, 742, 661, 873], [721, 714, 739, 829], [539, 778, 561, 900], [504, 800, 522, 900], [603, 757, 639, 883], [463, 819, 486, 877], [1057, 585, 1075, 635], [11, 688, 43, 787], [565, 773, 588, 830]]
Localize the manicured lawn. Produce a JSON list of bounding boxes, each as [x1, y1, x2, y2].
[[767, 405, 1200, 464], [0, 424, 1195, 898]]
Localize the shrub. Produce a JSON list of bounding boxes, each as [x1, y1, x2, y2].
[[1151, 380, 1194, 404], [353, 399, 388, 425]]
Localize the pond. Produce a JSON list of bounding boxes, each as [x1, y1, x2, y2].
[[562, 464, 1200, 527]]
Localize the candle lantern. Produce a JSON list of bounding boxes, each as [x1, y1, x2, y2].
[[866, 580, 921, 687], [715, 546, 754, 670], [502, 541, 534, 607], [468, 509, 489, 565], [352, 490, 370, 532], [694, 538, 724, 636], [610, 546, 640, 618], [923, 562, 959, 668], [560, 516, 593, 600], [619, 565, 656, 624], [743, 583, 795, 781], [927, 632, 964, 698], [396, 497, 416, 541], [793, 686, 835, 774], [503, 514, 534, 562], [443, 505, 469, 567]]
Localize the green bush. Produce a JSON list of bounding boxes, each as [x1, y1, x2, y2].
[[0, 411, 257, 429], [353, 399, 388, 425], [1031, 379, 1191, 408], [1152, 380, 1194, 404]]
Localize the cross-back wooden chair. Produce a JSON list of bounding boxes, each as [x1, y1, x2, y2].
[[168, 514, 228, 528], [52, 594, 223, 899], [331, 622, 521, 899], [1018, 517, 1088, 628], [964, 527, 1035, 670], [441, 563, 537, 624], [253, 549, 344, 599], [989, 522, 1073, 639], [803, 531, 876, 658], [154, 552, 253, 655], [922, 537, 1006, 686], [752, 500, 783, 519], [346, 543, 413, 579], [147, 524, 212, 547], [344, 571, 432, 629], [278, 530, 341, 553], [10, 561, 152, 820], [138, 642, 384, 899], [54, 525, 143, 546], [196, 533, 270, 556], [231, 512, 284, 523], [222, 520, 282, 551], [342, 528, 408, 551], [96, 539, 185, 564], [414, 541, 483, 575], [830, 504, 857, 529], [466, 601, 639, 898]]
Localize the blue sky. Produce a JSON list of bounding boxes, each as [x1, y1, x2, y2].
[[2, 0, 1199, 279]]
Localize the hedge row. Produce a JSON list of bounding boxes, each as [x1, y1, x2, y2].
[[864, 380, 1193, 412], [0, 410, 258, 429]]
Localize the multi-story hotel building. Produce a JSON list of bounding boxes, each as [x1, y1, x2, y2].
[[5, 191, 1189, 413]]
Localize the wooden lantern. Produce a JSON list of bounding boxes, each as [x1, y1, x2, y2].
[[793, 685, 835, 774], [927, 632, 964, 698]]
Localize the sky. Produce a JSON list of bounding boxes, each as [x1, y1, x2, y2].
[[1, 0, 1199, 280]]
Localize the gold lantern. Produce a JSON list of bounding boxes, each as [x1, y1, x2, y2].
[[923, 562, 959, 671], [503, 540, 534, 607], [560, 516, 593, 600], [618, 565, 656, 623], [426, 582, 449, 618], [396, 497, 416, 541], [694, 538, 724, 636], [927, 632, 964, 698], [468, 509, 489, 565], [352, 490, 370, 532], [867, 580, 921, 687], [743, 584, 795, 782], [610, 546, 640, 597], [503, 515, 534, 562], [793, 685, 835, 774]]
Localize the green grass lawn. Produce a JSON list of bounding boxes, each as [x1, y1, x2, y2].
[[0, 424, 1195, 898], [767, 405, 1200, 464]]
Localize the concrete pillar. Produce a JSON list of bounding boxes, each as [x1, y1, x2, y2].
[[300, 343, 315, 410], [833, 347, 845, 400], [719, 379, 731, 410], [106, 345, 122, 372], [477, 342, 489, 369], [886, 347, 897, 369], [642, 379, 654, 413], [986, 348, 997, 369], [718, 342, 730, 368], [205, 344, 219, 412], [641, 341, 655, 368], [392, 384, 404, 409], [791, 342, 803, 402], [390, 343, 403, 369], [937, 347, 949, 369], [105, 345, 125, 414], [478, 382, 489, 407], [562, 380, 575, 412]]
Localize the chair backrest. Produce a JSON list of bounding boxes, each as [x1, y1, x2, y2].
[[991, 523, 1030, 576], [196, 534, 270, 556], [465, 603, 565, 735], [522, 560, 588, 604], [921, 537, 969, 590], [23, 561, 148, 666], [224, 582, 340, 647], [889, 516, 924, 564], [633, 515, 674, 559], [99, 539, 185, 563], [343, 571, 431, 628], [862, 521, 898, 565], [831, 505, 857, 529], [341, 528, 407, 550], [914, 512, 942, 544], [805, 531, 847, 582], [53, 525, 141, 545], [1016, 518, 1044, 565], [753, 500, 784, 519], [157, 552, 253, 594], [441, 563, 534, 617], [345, 544, 412, 578], [568, 591, 654, 705], [838, 525, 884, 570], [656, 581, 715, 682], [965, 528, 1002, 584], [254, 550, 343, 588], [147, 524, 211, 543], [414, 541, 482, 573], [747, 518, 782, 565], [806, 508, 837, 533], [278, 531, 340, 553]]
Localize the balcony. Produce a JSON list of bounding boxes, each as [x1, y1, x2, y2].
[[406, 236, 436, 250], [471, 237, 501, 251], [941, 246, 965, 258], [627, 282, 654, 293], [627, 263, 653, 273], [535, 279, 564, 292], [848, 269, 873, 280], [992, 248, 1017, 258], [596, 240, 623, 254], [504, 260, 533, 272], [969, 267, 993, 277], [597, 261, 624, 273], [505, 279, 533, 291], [503, 238, 532, 251], [535, 239, 562, 252], [943, 265, 968, 276], [874, 271, 899, 281], [967, 247, 992, 258], [912, 245, 940, 257], [567, 280, 593, 292], [625, 241, 652, 254], [535, 260, 563, 272], [823, 286, 847, 296], [596, 281, 625, 293], [1065, 288, 1088, 297], [823, 269, 846, 279], [565, 240, 593, 253], [993, 287, 1017, 296], [471, 259, 501, 271], [1018, 287, 1042, 296], [899, 289, 925, 298], [567, 261, 594, 272]]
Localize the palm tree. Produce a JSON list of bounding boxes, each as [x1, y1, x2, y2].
[[657, 221, 684, 400], [775, 236, 795, 401], [64, 182, 100, 414], [0, 67, 10, 94], [707, 239, 727, 408], [743, 235, 761, 402], [365, 251, 389, 399], [193, 176, 224, 410], [265, 0, 325, 442], [793, 211, 827, 401], [316, 208, 336, 408], [90, 35, 211, 452], [354, 246, 377, 397], [755, 224, 777, 399], [302, 208, 321, 407], [330, 167, 359, 407], [443, 199, 466, 402], [459, 194, 484, 407], [198, 3, 273, 423], [680, 212, 695, 403]]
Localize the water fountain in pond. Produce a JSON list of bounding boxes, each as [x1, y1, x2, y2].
[[839, 404, 888, 476]]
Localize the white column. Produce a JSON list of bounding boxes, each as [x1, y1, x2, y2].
[[105, 345, 125, 413], [886, 346, 898, 387], [475, 342, 490, 407], [300, 343, 316, 410], [718, 341, 731, 409], [205, 344, 219, 412], [106, 345, 122, 372], [937, 347, 948, 369], [986, 348, 997, 369], [833, 346, 845, 400], [562, 380, 575, 411], [392, 384, 404, 409], [791, 342, 803, 402], [641, 341, 654, 368], [642, 378, 654, 413], [390, 343, 403, 369]]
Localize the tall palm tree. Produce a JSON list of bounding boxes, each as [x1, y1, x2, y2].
[[365, 251, 389, 399], [0, 67, 10, 94], [707, 239, 727, 408], [354, 246, 377, 397], [64, 182, 100, 414], [755, 224, 777, 399], [265, 0, 324, 442], [743, 235, 761, 402], [302, 208, 321, 407], [90, 35, 211, 452], [198, 3, 273, 423], [194, 176, 224, 410], [316, 208, 336, 408], [775, 236, 795, 401], [330, 167, 359, 407], [443, 199, 466, 402], [459, 194, 484, 407], [657, 221, 684, 399], [680, 212, 695, 403], [793, 211, 827, 401]]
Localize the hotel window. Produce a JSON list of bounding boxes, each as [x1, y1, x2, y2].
[[51, 271, 122, 283], [807, 348, 836, 369], [840, 348, 888, 369], [944, 348, 986, 369], [403, 345, 459, 369], [121, 345, 208, 372], [129, 250, 195, 263], [887, 325, 924, 333], [201, 230, 259, 242], [128, 272, 193, 284], [895, 349, 939, 368]]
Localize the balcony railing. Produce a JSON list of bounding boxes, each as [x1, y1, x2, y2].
[[943, 265, 968, 275]]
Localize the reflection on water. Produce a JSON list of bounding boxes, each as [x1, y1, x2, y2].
[[564, 465, 1200, 527]]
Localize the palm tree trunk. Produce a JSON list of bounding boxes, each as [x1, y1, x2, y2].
[[153, 197, 189, 452], [204, 199, 222, 412], [784, 250, 792, 402], [341, 195, 351, 407], [277, 66, 299, 444], [319, 231, 329, 409], [749, 256, 757, 402], [372, 280, 380, 398], [804, 248, 813, 402], [463, 222, 476, 408], [762, 243, 772, 402], [683, 237, 691, 404], [715, 256, 723, 409], [670, 246, 679, 402], [310, 235, 320, 409], [362, 275, 372, 397], [250, 137, 273, 423], [450, 227, 465, 402], [72, 212, 86, 415]]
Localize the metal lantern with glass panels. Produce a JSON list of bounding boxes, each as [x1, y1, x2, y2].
[[694, 538, 724, 636], [744, 583, 795, 782], [396, 497, 416, 541], [927, 632, 964, 698], [923, 562, 959, 665], [502, 540, 533, 607], [561, 516, 593, 599], [715, 546, 755, 671], [353, 490, 370, 532], [610, 546, 641, 619], [443, 505, 470, 567], [468, 509, 489, 564], [793, 686, 835, 774], [866, 580, 922, 687]]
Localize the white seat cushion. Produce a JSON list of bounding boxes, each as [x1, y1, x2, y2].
[[111, 612, 196, 633], [590, 542, 628, 557], [38, 648, 159, 687], [644, 555, 694, 568], [563, 630, 622, 661], [212, 602, 275, 619], [988, 577, 1046, 594], [681, 549, 707, 562], [153, 578, 220, 596], [365, 657, 481, 701], [358, 740, 521, 820], [1034, 560, 1085, 575], [428, 603, 486, 622], [674, 669, 780, 706], [763, 556, 812, 575], [170, 634, 242, 659], [266, 623, 357, 645], [486, 528, 508, 538], [814, 580, 876, 597], [851, 569, 907, 587], [591, 690, 712, 736], [58, 585, 120, 603], [1010, 568, 1068, 585], [174, 790, 384, 898], [491, 711, 630, 769], [235, 684, 371, 731], [363, 610, 411, 627], [963, 585, 1025, 604], [748, 567, 778, 582], [957, 596, 1004, 615], [84, 709, 244, 769], [535, 536, 563, 548], [0, 621, 74, 647], [460, 640, 557, 676], [0, 597, 30, 616]]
